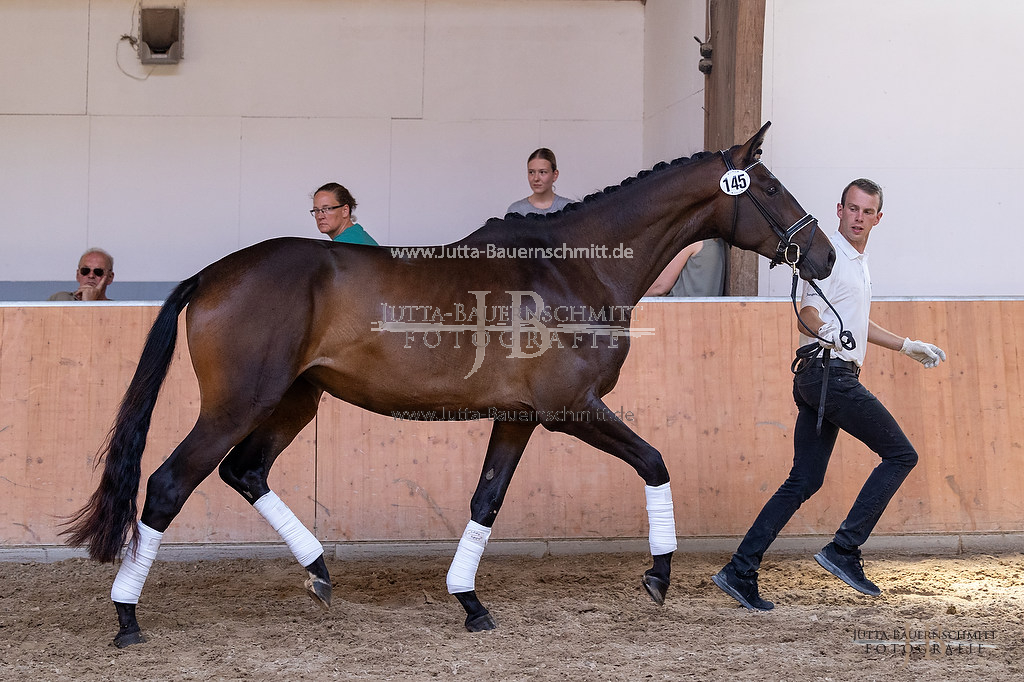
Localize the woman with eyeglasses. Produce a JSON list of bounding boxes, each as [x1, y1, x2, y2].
[[311, 183, 378, 245], [48, 248, 115, 301], [506, 148, 572, 216]]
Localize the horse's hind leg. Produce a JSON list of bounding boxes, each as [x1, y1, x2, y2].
[[111, 418, 253, 647], [546, 398, 677, 606], [217, 377, 331, 608], [448, 421, 536, 631]]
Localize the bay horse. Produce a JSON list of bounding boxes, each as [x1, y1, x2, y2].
[[64, 122, 835, 647]]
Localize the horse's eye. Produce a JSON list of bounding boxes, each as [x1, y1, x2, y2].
[[766, 186, 779, 196]]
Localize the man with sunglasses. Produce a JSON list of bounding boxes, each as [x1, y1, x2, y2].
[[49, 248, 115, 301]]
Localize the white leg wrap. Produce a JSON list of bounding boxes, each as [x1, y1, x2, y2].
[[110, 521, 163, 604], [254, 491, 323, 567], [446, 520, 491, 594], [646, 482, 678, 555]]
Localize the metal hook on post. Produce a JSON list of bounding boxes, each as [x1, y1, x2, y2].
[[694, 36, 712, 74]]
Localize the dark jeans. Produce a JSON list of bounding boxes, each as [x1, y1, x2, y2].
[[731, 362, 918, 575]]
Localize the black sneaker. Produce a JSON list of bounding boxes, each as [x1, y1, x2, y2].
[[814, 542, 881, 596], [712, 563, 774, 611]]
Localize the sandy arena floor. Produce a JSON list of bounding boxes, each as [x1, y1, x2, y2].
[[0, 550, 1021, 681]]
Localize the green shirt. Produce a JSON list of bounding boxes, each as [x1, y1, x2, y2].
[[332, 223, 378, 246]]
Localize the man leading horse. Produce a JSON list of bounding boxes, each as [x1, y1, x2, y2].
[[713, 178, 946, 610]]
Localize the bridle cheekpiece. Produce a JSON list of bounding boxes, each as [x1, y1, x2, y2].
[[720, 150, 817, 274]]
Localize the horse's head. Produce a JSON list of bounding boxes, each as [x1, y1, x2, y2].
[[719, 122, 835, 282]]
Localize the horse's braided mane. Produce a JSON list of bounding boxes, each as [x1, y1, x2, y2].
[[502, 150, 716, 225]]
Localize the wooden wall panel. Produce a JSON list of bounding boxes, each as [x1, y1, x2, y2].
[[0, 307, 314, 546], [1, 300, 1021, 547]]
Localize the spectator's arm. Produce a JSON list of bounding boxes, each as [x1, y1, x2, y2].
[[644, 242, 703, 297]]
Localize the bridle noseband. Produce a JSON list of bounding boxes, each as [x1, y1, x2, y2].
[[720, 150, 854, 434]]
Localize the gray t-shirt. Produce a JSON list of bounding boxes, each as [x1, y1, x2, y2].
[[506, 194, 572, 216], [668, 238, 727, 297]]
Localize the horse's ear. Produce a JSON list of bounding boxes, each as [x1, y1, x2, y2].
[[739, 121, 772, 165]]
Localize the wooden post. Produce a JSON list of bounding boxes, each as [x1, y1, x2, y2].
[[703, 0, 766, 296]]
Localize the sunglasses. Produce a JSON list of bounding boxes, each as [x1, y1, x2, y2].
[[79, 267, 106, 277]]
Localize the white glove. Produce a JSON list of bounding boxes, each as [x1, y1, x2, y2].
[[816, 322, 841, 351], [900, 338, 946, 368]]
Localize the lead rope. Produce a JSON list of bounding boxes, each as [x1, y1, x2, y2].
[[787, 263, 855, 435]]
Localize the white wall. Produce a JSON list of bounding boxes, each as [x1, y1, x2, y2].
[[5, 2, 1016, 298], [760, 0, 1024, 297], [642, 0, 707, 167], [4, 0, 709, 288]]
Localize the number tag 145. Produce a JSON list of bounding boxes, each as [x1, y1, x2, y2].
[[720, 169, 750, 196]]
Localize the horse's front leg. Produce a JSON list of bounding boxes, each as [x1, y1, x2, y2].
[[448, 421, 536, 631], [547, 398, 677, 606]]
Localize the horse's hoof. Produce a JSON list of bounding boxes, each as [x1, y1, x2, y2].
[[304, 576, 332, 610], [112, 626, 146, 648], [465, 610, 497, 632], [642, 570, 669, 606]]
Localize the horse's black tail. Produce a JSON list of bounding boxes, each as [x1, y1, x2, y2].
[[62, 275, 201, 562]]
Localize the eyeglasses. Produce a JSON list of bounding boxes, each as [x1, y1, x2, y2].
[[310, 205, 343, 216], [79, 267, 106, 277]]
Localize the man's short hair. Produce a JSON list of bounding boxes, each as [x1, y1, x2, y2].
[[841, 178, 883, 212], [80, 248, 114, 270]]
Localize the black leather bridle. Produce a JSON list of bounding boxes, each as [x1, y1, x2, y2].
[[721, 151, 818, 270], [721, 150, 855, 434]]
